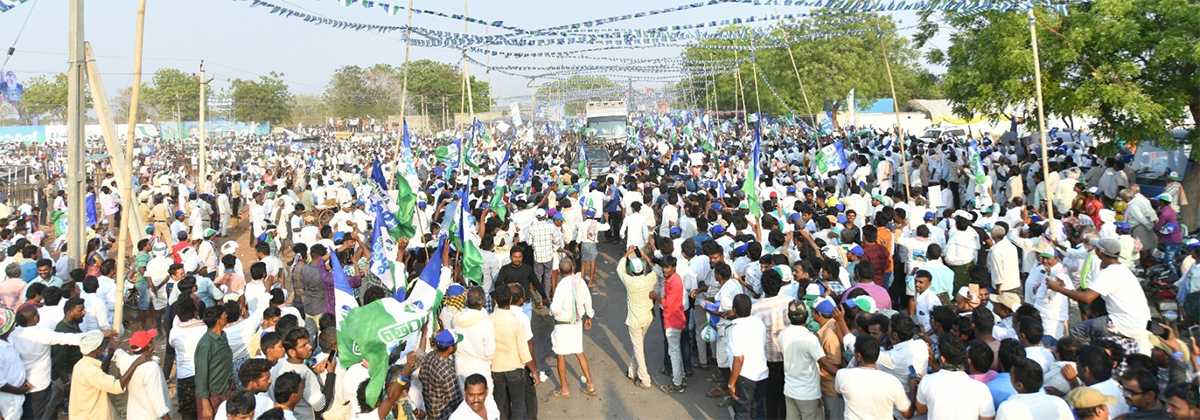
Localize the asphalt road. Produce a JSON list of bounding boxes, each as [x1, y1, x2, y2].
[[528, 241, 729, 420]]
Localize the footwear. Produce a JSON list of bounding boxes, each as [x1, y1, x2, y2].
[[659, 368, 670, 376], [706, 387, 727, 398], [581, 387, 597, 397], [634, 379, 652, 389], [685, 370, 694, 377], [718, 396, 736, 407], [660, 384, 686, 394], [551, 389, 570, 398]]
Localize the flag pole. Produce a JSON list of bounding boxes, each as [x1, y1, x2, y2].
[[392, 0, 414, 177], [877, 26, 912, 201], [750, 36, 762, 118], [112, 0, 147, 334], [1028, 7, 1055, 222], [780, 29, 816, 126]]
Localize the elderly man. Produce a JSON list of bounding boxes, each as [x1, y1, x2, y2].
[[69, 330, 154, 420], [549, 259, 596, 397], [522, 208, 566, 302]]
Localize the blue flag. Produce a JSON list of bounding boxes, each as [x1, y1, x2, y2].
[[402, 118, 411, 149], [370, 159, 389, 192], [516, 159, 534, 191], [406, 236, 447, 304], [332, 249, 358, 323], [85, 193, 97, 227]]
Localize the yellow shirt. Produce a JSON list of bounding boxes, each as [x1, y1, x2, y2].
[[69, 356, 123, 420], [617, 257, 656, 328]]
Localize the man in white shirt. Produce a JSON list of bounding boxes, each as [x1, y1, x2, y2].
[[835, 335, 913, 420], [995, 357, 1073, 420], [987, 225, 1021, 299], [10, 306, 106, 419], [115, 329, 171, 420], [452, 288, 496, 388], [915, 334, 995, 419], [877, 315, 930, 402], [1076, 344, 1129, 419], [727, 294, 768, 420], [449, 374, 500, 420], [620, 201, 652, 250], [1048, 238, 1152, 355], [778, 300, 838, 419]]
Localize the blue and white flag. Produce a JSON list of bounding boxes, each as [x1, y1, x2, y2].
[[815, 140, 849, 177], [370, 210, 401, 292], [332, 250, 358, 324], [85, 193, 97, 227]]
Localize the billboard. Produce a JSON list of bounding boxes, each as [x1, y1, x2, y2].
[[0, 126, 44, 143]]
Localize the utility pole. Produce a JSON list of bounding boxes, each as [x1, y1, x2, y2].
[[196, 62, 213, 181], [66, 0, 86, 269]]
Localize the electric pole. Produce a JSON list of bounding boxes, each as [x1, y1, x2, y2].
[[66, 0, 86, 269], [196, 62, 213, 181]]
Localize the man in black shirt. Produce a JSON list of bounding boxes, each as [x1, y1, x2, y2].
[[50, 297, 86, 417], [495, 247, 548, 309]]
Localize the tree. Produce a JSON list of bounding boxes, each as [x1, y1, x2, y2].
[[19, 74, 80, 124], [914, 0, 1200, 150], [682, 13, 932, 128], [144, 68, 209, 121], [290, 93, 330, 126], [230, 72, 292, 124], [324, 60, 491, 128], [536, 76, 620, 115], [113, 84, 154, 123]]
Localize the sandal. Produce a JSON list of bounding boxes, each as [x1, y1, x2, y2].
[[551, 389, 570, 398], [706, 386, 727, 398], [581, 387, 597, 397]]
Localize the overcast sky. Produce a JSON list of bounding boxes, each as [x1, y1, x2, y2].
[[0, 0, 950, 106]]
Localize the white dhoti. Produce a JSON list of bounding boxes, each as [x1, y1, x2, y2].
[[552, 322, 584, 355]]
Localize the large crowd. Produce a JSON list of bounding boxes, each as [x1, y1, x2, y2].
[[0, 115, 1196, 420]]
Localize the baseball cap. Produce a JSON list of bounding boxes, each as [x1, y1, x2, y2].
[[813, 297, 836, 317], [1170, 171, 1181, 180], [989, 293, 1020, 310], [1114, 221, 1131, 231], [434, 329, 464, 347], [848, 244, 864, 257], [712, 203, 723, 212], [1065, 386, 1117, 410], [220, 241, 239, 255], [204, 228, 218, 238], [848, 296, 877, 314], [924, 211, 936, 220], [1188, 239, 1200, 248], [446, 284, 466, 297], [835, 204, 845, 212], [1037, 244, 1058, 259], [586, 209, 597, 218], [1155, 193, 1172, 203], [1086, 187, 1099, 195], [552, 213, 564, 221], [129, 329, 159, 352], [836, 214, 848, 224], [711, 224, 725, 235], [534, 208, 547, 218], [669, 227, 682, 236], [174, 210, 185, 217], [1090, 237, 1122, 258], [789, 212, 802, 221], [804, 283, 826, 299]]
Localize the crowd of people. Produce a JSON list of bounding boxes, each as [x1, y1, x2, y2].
[[0, 113, 1196, 420]]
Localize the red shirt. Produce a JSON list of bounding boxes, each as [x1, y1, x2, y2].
[[1085, 198, 1103, 227], [662, 272, 686, 330], [861, 243, 891, 286], [172, 242, 193, 263]]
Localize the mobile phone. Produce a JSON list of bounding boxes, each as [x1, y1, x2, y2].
[[1188, 325, 1200, 340], [1148, 322, 1169, 339], [328, 349, 337, 362], [968, 284, 980, 303]]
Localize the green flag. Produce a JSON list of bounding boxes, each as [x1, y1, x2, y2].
[[462, 240, 484, 285], [336, 299, 431, 407], [489, 185, 508, 221], [391, 173, 417, 240]]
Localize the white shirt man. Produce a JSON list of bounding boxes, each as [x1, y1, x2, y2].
[[987, 232, 1020, 293], [9, 323, 87, 399], [916, 368, 995, 419], [778, 320, 827, 410], [114, 349, 171, 420], [835, 361, 910, 420], [1089, 263, 1151, 344], [621, 210, 651, 250]]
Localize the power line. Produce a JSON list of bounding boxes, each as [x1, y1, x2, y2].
[[1, 0, 40, 73]]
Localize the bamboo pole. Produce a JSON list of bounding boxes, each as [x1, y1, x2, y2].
[[461, 0, 475, 181], [782, 35, 816, 125], [1028, 8, 1054, 221], [392, 0, 414, 176], [750, 38, 762, 117], [878, 28, 912, 201], [111, 0, 148, 335]]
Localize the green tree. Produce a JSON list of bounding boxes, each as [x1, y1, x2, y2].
[[144, 68, 209, 121], [19, 74, 92, 124], [537, 76, 620, 115], [324, 60, 491, 128], [915, 0, 1200, 150], [290, 93, 330, 127], [113, 83, 154, 123], [230, 72, 293, 124], [682, 13, 931, 128]]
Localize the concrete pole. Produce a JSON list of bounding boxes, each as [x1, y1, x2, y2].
[[199, 62, 208, 183], [66, 0, 86, 269]]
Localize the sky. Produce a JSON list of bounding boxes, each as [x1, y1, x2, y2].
[[0, 0, 950, 110]]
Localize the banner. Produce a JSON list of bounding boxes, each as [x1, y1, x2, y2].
[[0, 126, 43, 144]]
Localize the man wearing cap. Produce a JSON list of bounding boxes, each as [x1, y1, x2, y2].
[[1154, 193, 1183, 279], [1049, 237, 1151, 353], [618, 247, 657, 390], [70, 330, 154, 420], [1064, 375, 1117, 419], [114, 329, 171, 420], [986, 224, 1021, 302], [1030, 247, 1074, 339], [148, 195, 174, 247], [420, 329, 464, 420]]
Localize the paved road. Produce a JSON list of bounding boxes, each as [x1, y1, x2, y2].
[[528, 241, 729, 420]]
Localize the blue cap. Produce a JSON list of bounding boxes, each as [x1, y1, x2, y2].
[[669, 227, 682, 236], [333, 232, 345, 243], [848, 244, 864, 257], [712, 203, 723, 212], [924, 211, 936, 220], [835, 204, 845, 212], [836, 215, 848, 224], [356, 200, 365, 206], [1114, 222, 1131, 231], [813, 297, 836, 316], [711, 224, 725, 235], [1030, 214, 1043, 223], [786, 186, 796, 193], [434, 329, 463, 347], [552, 213, 565, 221], [174, 210, 185, 217], [586, 209, 596, 218], [789, 212, 802, 221], [446, 284, 466, 297], [802, 188, 812, 194], [418, 201, 427, 208]]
